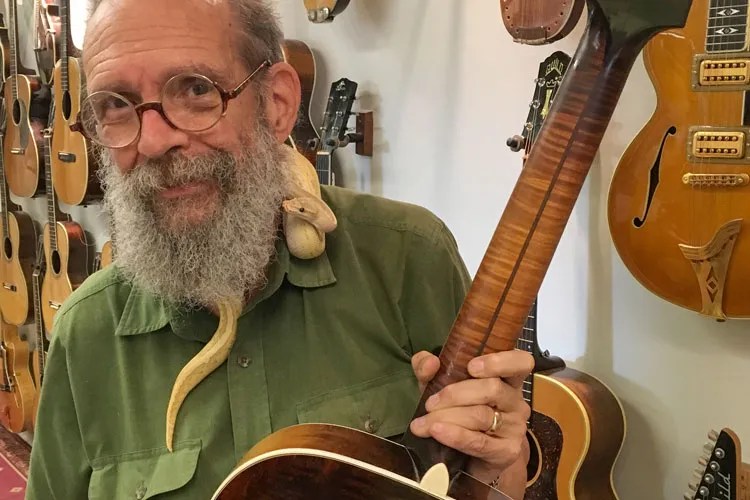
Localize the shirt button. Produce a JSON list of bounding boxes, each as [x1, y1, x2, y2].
[[135, 482, 147, 499], [237, 355, 251, 368], [364, 418, 379, 434]]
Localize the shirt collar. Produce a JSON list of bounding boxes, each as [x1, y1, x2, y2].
[[114, 236, 337, 339]]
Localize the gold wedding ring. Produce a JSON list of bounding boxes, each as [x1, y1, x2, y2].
[[487, 409, 503, 436]]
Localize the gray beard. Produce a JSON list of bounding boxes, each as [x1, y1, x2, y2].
[[97, 123, 292, 309]]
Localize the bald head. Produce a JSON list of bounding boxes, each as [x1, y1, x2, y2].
[[84, 0, 283, 75]]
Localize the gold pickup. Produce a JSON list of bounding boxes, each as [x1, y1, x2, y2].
[[692, 54, 750, 90], [682, 173, 750, 187], [687, 128, 750, 163]]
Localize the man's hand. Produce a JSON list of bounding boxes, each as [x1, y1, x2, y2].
[[409, 350, 533, 496]]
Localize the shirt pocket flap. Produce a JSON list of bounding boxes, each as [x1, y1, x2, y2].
[[88, 439, 201, 500], [296, 368, 419, 438]]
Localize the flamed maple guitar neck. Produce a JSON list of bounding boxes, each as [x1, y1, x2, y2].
[[211, 0, 692, 498]]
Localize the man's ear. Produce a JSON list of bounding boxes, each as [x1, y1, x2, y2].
[[263, 61, 301, 143]]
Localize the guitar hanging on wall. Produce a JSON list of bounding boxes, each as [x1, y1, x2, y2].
[[684, 428, 749, 499], [282, 39, 320, 166], [211, 0, 693, 497], [499, 0, 585, 45], [303, 0, 350, 23], [509, 51, 625, 500], [315, 78, 358, 186], [608, 0, 750, 320], [3, 0, 43, 199]]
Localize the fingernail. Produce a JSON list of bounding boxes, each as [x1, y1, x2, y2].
[[469, 359, 484, 374], [426, 394, 439, 411], [412, 417, 426, 430]]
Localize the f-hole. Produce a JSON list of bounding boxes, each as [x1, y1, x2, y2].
[[51, 249, 62, 275], [633, 126, 676, 228], [3, 236, 12, 260]]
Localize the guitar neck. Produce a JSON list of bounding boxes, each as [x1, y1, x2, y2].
[[741, 463, 750, 500], [8, 0, 19, 99], [60, 0, 70, 91], [0, 137, 11, 241], [32, 270, 45, 386], [43, 132, 59, 251]]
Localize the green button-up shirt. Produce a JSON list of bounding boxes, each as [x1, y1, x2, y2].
[[25, 185, 471, 499]]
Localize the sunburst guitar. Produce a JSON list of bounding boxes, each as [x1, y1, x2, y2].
[[40, 107, 89, 335], [0, 313, 35, 433], [608, 0, 750, 320], [51, 0, 102, 206]]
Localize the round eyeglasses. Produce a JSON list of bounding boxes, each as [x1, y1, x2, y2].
[[71, 60, 271, 148]]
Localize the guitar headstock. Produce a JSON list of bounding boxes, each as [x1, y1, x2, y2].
[[319, 78, 358, 155], [507, 51, 571, 153], [685, 428, 741, 500], [32, 238, 45, 280], [303, 0, 350, 23]]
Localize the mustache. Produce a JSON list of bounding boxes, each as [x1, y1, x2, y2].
[[122, 151, 239, 198]]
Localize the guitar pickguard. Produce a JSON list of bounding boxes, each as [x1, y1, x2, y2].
[[524, 411, 563, 499]]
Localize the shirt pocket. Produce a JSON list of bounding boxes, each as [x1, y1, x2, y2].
[[88, 439, 201, 500], [295, 368, 420, 439]]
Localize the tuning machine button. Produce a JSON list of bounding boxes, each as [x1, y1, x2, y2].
[[715, 447, 726, 459], [506, 135, 525, 152]]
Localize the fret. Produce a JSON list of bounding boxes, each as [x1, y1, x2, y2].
[[0, 137, 10, 241], [43, 131, 57, 252], [32, 272, 44, 385], [315, 151, 332, 185], [9, 0, 19, 100]]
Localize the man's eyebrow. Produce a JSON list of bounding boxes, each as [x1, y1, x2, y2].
[[86, 64, 230, 95]]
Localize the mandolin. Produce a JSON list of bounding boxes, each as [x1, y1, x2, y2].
[[0, 313, 35, 434], [684, 428, 749, 499], [499, 0, 586, 45], [509, 52, 625, 499], [211, 0, 693, 498], [51, 0, 102, 206], [3, 0, 44, 199], [40, 104, 89, 335], [282, 39, 320, 166], [0, 127, 37, 327], [608, 0, 750, 320], [303, 0, 350, 23], [30, 240, 47, 430], [315, 77, 358, 186]]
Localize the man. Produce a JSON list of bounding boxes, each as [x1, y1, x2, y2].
[[26, 0, 534, 498]]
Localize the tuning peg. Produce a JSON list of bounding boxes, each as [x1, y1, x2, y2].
[[507, 135, 525, 152], [688, 479, 700, 491], [704, 442, 715, 455], [708, 429, 719, 441], [683, 493, 694, 500], [698, 456, 708, 466]]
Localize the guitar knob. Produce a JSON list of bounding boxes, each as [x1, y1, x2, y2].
[[709, 460, 720, 472], [703, 474, 715, 484], [507, 135, 525, 152], [714, 447, 725, 459]]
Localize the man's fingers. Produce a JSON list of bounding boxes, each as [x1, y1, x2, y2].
[[411, 351, 440, 392], [467, 350, 534, 389]]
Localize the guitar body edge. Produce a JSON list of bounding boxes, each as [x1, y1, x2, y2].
[[0, 321, 35, 433], [528, 368, 625, 500]]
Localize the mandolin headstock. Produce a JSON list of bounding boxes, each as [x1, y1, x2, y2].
[[303, 0, 350, 23], [685, 428, 741, 500]]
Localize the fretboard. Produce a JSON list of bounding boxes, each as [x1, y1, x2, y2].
[[315, 151, 333, 185], [517, 299, 537, 426], [0, 137, 10, 241], [43, 133, 58, 252], [32, 270, 45, 385], [60, 0, 70, 92], [706, 0, 749, 52], [9, 0, 19, 100]]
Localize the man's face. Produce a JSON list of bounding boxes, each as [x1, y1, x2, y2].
[[83, 0, 262, 229]]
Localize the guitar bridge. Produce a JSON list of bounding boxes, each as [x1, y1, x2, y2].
[[57, 151, 77, 163], [48, 301, 62, 310], [2, 283, 17, 292], [693, 53, 750, 91]]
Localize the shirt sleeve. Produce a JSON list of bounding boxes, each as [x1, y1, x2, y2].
[[25, 325, 91, 499], [399, 218, 471, 355]]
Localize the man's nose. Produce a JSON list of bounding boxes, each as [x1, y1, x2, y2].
[[136, 108, 189, 158]]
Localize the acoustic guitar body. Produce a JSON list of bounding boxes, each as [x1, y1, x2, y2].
[[4, 75, 43, 199], [51, 57, 102, 206], [499, 0, 585, 45], [608, 0, 750, 320], [0, 211, 36, 325], [40, 221, 88, 334], [525, 368, 625, 499], [212, 424, 512, 500], [282, 39, 319, 165], [0, 320, 34, 433]]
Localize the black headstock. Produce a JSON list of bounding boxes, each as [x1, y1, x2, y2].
[[685, 428, 741, 500], [507, 51, 571, 153], [319, 78, 358, 154]]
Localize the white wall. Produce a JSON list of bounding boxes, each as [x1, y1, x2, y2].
[[52, 0, 750, 498]]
